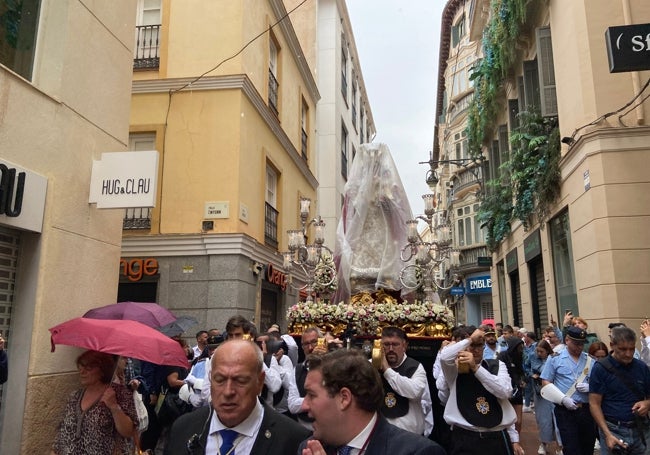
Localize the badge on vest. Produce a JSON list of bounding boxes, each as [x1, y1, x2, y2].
[[385, 392, 397, 408], [475, 396, 490, 415]]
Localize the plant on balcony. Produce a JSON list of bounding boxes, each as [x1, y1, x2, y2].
[[477, 178, 513, 251], [467, 0, 529, 156], [508, 110, 561, 228]]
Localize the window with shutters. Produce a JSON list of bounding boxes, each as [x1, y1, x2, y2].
[[134, 0, 161, 70], [265, 165, 279, 249], [341, 123, 348, 180], [341, 37, 348, 103], [451, 14, 465, 48], [498, 124, 510, 183], [522, 60, 541, 112], [269, 36, 280, 115], [301, 98, 309, 160], [536, 26, 558, 117]]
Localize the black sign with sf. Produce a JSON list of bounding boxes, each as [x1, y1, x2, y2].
[[605, 23, 650, 73]]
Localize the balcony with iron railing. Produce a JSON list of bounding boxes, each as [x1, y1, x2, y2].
[[265, 202, 279, 249], [268, 70, 279, 115], [301, 129, 308, 160], [447, 91, 474, 124], [457, 244, 490, 273], [451, 164, 483, 198], [123, 207, 152, 230], [134, 25, 161, 70]]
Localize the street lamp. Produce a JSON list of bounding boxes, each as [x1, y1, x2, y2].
[[282, 197, 336, 302]]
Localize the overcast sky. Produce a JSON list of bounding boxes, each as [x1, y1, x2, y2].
[[346, 1, 445, 217]]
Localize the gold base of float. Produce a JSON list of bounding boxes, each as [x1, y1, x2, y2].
[[287, 290, 453, 339]]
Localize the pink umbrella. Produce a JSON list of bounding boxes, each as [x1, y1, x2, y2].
[[481, 318, 496, 327], [83, 301, 177, 328], [49, 317, 189, 369]]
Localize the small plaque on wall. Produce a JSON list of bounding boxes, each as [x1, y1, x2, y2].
[[204, 201, 229, 219]]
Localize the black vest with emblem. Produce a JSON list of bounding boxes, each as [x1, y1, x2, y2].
[[456, 359, 503, 428], [294, 361, 314, 422], [380, 356, 420, 419]]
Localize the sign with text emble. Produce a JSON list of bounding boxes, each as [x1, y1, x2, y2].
[[0, 159, 47, 233], [89, 151, 158, 208], [466, 275, 492, 294], [605, 23, 650, 73]]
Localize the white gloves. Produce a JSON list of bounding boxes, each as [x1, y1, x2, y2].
[[576, 382, 589, 393], [561, 396, 578, 410]]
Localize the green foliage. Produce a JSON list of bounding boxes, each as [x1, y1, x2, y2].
[[477, 179, 513, 251], [468, 0, 529, 158], [508, 111, 561, 227], [477, 111, 561, 250]]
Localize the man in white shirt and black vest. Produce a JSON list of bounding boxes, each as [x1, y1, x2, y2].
[[287, 326, 327, 429], [378, 326, 430, 435], [440, 327, 524, 455]]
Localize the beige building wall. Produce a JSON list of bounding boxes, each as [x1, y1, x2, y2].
[[0, 1, 137, 452], [465, 0, 650, 339], [125, 0, 320, 331]]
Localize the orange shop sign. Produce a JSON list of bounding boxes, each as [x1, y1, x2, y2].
[[265, 263, 287, 291], [120, 257, 159, 282]]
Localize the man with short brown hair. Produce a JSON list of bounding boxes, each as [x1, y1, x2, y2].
[[299, 349, 444, 454]]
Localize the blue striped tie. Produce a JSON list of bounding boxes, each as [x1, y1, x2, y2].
[[338, 446, 353, 455]]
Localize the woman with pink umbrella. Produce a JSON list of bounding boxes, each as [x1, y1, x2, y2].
[[50, 350, 137, 455]]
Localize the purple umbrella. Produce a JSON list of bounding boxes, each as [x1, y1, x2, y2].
[[83, 301, 177, 328]]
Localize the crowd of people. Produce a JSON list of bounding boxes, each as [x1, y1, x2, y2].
[[46, 312, 650, 455]]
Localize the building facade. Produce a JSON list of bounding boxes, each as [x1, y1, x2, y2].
[[435, 0, 650, 337], [432, 0, 493, 326], [123, 0, 327, 333], [0, 0, 137, 452], [287, 0, 376, 247]]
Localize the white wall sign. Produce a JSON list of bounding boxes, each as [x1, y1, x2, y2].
[[89, 151, 159, 208], [204, 201, 229, 219], [0, 159, 47, 233]]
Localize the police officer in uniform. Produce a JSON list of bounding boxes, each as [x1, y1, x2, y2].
[[378, 326, 430, 436], [440, 327, 523, 455], [540, 326, 596, 455]]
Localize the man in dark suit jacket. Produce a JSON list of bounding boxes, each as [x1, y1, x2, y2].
[[298, 349, 445, 455], [165, 339, 310, 455]]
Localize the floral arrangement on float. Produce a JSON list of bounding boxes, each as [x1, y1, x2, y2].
[[287, 289, 454, 338]]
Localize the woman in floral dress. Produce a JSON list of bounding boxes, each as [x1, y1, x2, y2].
[[51, 350, 136, 455]]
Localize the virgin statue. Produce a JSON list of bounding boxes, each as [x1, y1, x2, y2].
[[333, 143, 413, 303]]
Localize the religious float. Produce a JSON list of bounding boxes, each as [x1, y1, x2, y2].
[[286, 143, 455, 340]]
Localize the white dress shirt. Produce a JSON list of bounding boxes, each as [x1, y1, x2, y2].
[[205, 398, 264, 454], [340, 412, 378, 455], [382, 355, 428, 435], [440, 338, 519, 443]]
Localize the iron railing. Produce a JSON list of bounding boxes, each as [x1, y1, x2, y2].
[[301, 129, 308, 160], [268, 70, 279, 115], [123, 207, 152, 230], [265, 202, 279, 249], [134, 25, 161, 70]]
